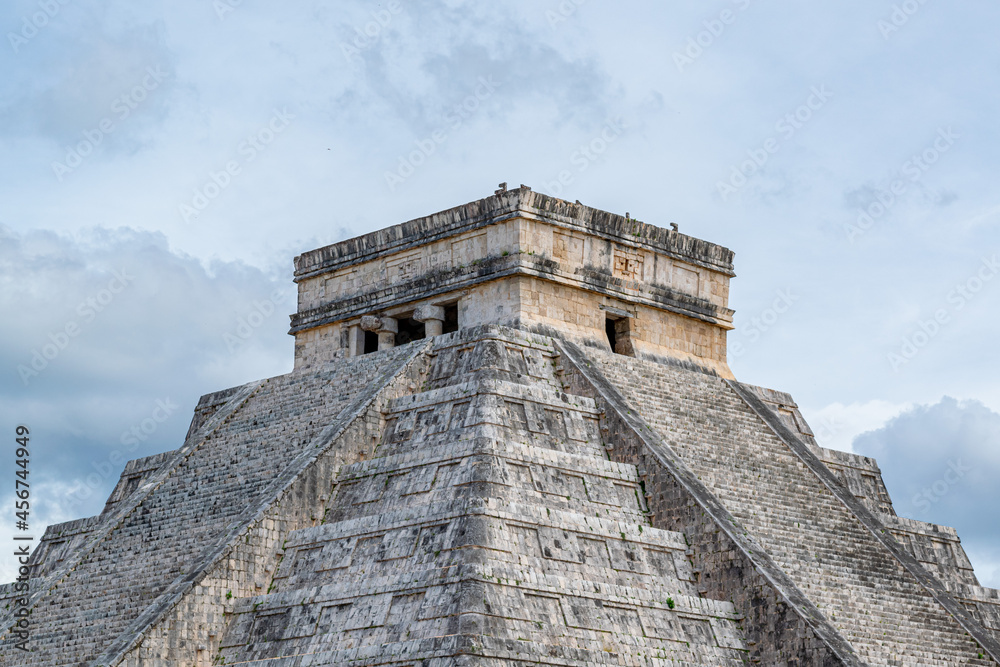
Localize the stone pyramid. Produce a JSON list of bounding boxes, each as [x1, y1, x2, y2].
[[3, 187, 999, 666]]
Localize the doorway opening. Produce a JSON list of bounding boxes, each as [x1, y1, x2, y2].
[[363, 330, 379, 354], [395, 317, 426, 346], [442, 303, 459, 334], [605, 315, 635, 356]]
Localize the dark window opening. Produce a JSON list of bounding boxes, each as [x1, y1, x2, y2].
[[443, 303, 459, 334], [605, 316, 635, 356], [395, 317, 426, 346], [363, 330, 379, 354], [605, 317, 618, 352]]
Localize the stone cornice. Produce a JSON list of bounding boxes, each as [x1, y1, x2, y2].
[[293, 187, 735, 281]]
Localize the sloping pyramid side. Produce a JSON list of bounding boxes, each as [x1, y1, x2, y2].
[[0, 344, 425, 666], [573, 343, 999, 666], [218, 328, 749, 666]]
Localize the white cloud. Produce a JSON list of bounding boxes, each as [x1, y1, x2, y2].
[[800, 399, 913, 454], [964, 545, 1000, 589]]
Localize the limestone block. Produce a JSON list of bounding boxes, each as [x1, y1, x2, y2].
[[360, 314, 397, 333]]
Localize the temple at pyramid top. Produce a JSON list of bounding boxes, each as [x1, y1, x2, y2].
[[290, 184, 735, 377]]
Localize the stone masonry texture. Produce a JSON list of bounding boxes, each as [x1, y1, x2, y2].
[[2, 189, 998, 666]]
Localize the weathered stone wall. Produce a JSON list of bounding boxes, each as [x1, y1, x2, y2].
[[25, 516, 103, 580], [296, 218, 520, 314], [99, 450, 178, 516], [294, 270, 732, 377], [293, 321, 346, 369], [882, 514, 979, 587], [514, 276, 732, 377], [293, 188, 734, 296], [807, 446, 895, 516], [183, 385, 245, 442], [953, 585, 1000, 635]]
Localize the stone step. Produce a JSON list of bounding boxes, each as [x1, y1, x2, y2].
[[219, 632, 745, 667], [326, 439, 647, 525], [273, 499, 691, 592], [221, 573, 744, 665]]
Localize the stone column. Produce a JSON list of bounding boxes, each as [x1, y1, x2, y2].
[[413, 304, 446, 337], [361, 315, 397, 350], [347, 324, 365, 357]]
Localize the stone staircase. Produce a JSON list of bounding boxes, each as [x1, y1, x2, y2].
[[586, 348, 996, 666], [216, 328, 749, 666], [0, 344, 418, 667]]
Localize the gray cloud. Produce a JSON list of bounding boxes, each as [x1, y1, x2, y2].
[[853, 397, 1000, 585], [0, 224, 294, 521], [330, 0, 616, 136]]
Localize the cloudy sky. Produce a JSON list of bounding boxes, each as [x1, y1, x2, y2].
[[1, 1, 998, 585]]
